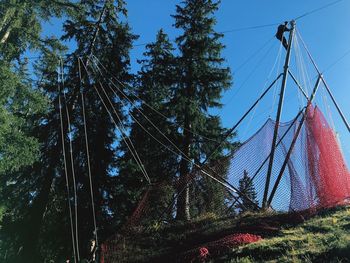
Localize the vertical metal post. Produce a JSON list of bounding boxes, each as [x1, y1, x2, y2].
[[262, 20, 296, 208], [266, 76, 322, 207]]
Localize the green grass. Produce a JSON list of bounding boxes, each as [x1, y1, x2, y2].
[[215, 206, 350, 263], [110, 205, 350, 262]]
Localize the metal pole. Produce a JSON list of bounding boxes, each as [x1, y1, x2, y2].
[[229, 107, 304, 210], [262, 20, 296, 208], [288, 70, 309, 100], [298, 31, 350, 134], [267, 76, 321, 207], [246, 109, 304, 184], [321, 77, 350, 133], [310, 75, 322, 102], [203, 73, 283, 164]]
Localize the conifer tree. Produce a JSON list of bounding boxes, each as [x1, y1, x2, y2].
[[236, 170, 258, 213], [0, 1, 138, 261], [0, 1, 73, 261], [0, 0, 76, 60], [0, 0, 75, 173], [43, 1, 137, 260], [172, 0, 232, 220], [115, 29, 179, 222]]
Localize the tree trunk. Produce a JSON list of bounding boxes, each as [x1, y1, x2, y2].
[[0, 8, 18, 44], [176, 76, 195, 221], [0, 8, 16, 32], [176, 119, 191, 221]]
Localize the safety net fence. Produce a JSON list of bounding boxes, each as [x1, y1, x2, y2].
[[100, 105, 350, 262]]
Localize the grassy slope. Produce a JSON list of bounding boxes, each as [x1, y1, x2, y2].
[[116, 205, 350, 262], [216, 206, 350, 263]]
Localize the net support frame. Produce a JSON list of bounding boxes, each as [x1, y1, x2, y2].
[[263, 20, 296, 208]]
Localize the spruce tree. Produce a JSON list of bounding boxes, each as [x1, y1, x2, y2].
[[115, 29, 178, 223], [0, 0, 76, 60], [236, 170, 258, 213], [44, 0, 137, 260], [172, 0, 232, 220], [0, 44, 69, 263], [0, 1, 72, 260], [0, 0, 75, 173], [1, 1, 138, 261]]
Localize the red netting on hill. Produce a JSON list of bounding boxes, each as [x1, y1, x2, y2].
[[183, 233, 262, 262], [305, 106, 350, 208], [99, 105, 350, 262]]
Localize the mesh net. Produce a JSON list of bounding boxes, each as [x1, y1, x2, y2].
[[100, 105, 350, 262], [305, 106, 350, 208]]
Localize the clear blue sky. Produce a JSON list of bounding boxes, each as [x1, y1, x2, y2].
[[42, 0, 350, 164]]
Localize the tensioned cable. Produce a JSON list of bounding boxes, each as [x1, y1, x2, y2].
[[134, 22, 279, 47], [89, 58, 194, 164], [294, 33, 312, 97], [293, 35, 305, 109], [94, 81, 151, 183], [88, 56, 273, 208], [91, 53, 283, 205], [294, 0, 345, 21], [60, 58, 80, 261], [221, 23, 280, 34], [322, 47, 350, 74], [99, 82, 151, 184], [22, 21, 282, 60], [79, 58, 151, 184], [234, 36, 275, 74], [57, 64, 77, 263], [294, 34, 312, 111], [321, 85, 337, 131], [243, 38, 284, 138], [86, 58, 240, 194], [222, 38, 277, 108], [296, 30, 323, 74], [90, 58, 213, 166], [77, 59, 99, 248], [90, 54, 222, 144], [297, 29, 350, 134], [23, 0, 346, 58]]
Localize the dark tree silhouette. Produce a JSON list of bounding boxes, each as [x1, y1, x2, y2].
[[236, 170, 258, 213]]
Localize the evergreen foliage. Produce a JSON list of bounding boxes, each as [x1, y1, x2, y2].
[[115, 29, 178, 223], [236, 170, 259, 213], [172, 0, 233, 220], [0, 0, 77, 60], [0, 0, 237, 261], [1, 0, 138, 261], [0, 1, 72, 261]]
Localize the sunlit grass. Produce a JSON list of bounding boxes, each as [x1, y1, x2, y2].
[[113, 205, 350, 262]]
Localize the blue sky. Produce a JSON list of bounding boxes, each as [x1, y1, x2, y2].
[[42, 0, 350, 164]]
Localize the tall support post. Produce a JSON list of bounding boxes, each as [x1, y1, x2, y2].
[[266, 76, 321, 207], [262, 20, 296, 208]]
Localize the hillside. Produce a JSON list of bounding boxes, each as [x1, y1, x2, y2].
[[109, 205, 350, 263]]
